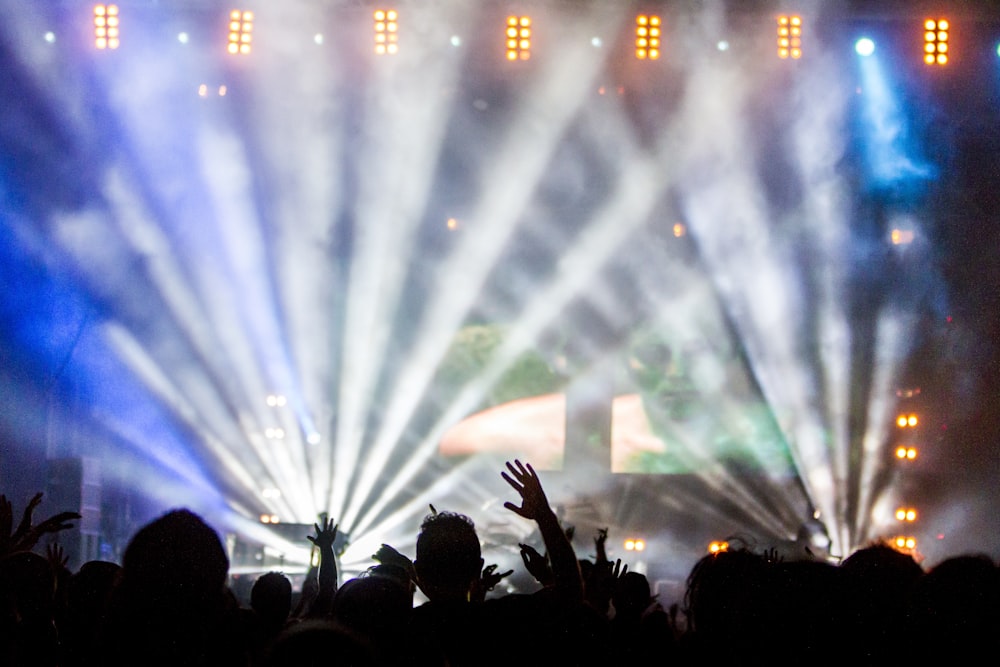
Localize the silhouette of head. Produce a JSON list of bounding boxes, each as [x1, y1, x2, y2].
[[334, 574, 412, 641], [839, 542, 923, 660], [251, 571, 293, 632], [414, 511, 483, 602], [612, 571, 653, 619], [120, 508, 229, 612], [262, 618, 375, 667]]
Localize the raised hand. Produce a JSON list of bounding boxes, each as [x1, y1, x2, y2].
[[469, 563, 513, 603], [483, 563, 514, 593], [46, 542, 69, 571], [612, 557, 628, 580], [16, 492, 44, 537], [594, 527, 609, 564], [500, 459, 583, 601], [306, 517, 339, 617], [0, 492, 80, 556], [32, 511, 83, 538], [307, 517, 339, 551], [502, 459, 552, 522], [519, 543, 554, 587]]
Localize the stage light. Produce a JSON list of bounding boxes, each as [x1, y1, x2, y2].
[[374, 9, 399, 55], [896, 413, 918, 428], [855, 37, 875, 56], [777, 15, 802, 59], [891, 229, 914, 245], [266, 394, 287, 407], [262, 488, 282, 499], [673, 222, 686, 237], [923, 18, 948, 65], [893, 535, 917, 551], [93, 4, 120, 50], [895, 507, 917, 522], [260, 514, 280, 524], [624, 538, 645, 551], [506, 15, 531, 61], [708, 540, 729, 554], [227, 10, 253, 55], [635, 15, 661, 60], [895, 446, 918, 460]]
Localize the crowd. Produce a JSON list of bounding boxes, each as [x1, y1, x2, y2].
[[1, 458, 998, 666]]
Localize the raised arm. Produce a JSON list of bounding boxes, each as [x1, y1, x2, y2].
[[1, 493, 80, 558], [502, 459, 583, 603], [305, 517, 339, 616]]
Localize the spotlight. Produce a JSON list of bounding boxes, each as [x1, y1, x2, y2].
[[624, 538, 646, 551], [374, 9, 399, 55], [227, 10, 253, 55], [891, 229, 915, 245], [923, 18, 949, 65], [93, 4, 120, 50], [895, 446, 918, 460], [855, 37, 875, 57], [777, 15, 802, 59], [708, 540, 729, 554], [895, 508, 918, 522], [260, 513, 280, 524], [896, 413, 918, 428], [635, 15, 661, 60], [506, 15, 531, 61], [893, 535, 917, 551], [672, 222, 686, 237], [266, 394, 287, 407]]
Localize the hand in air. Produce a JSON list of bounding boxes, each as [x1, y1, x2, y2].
[[501, 460, 551, 522], [307, 517, 338, 551], [480, 563, 514, 591]]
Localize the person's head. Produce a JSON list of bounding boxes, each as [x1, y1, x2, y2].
[[251, 571, 293, 631], [120, 508, 229, 613], [612, 571, 653, 619], [414, 511, 482, 602], [333, 574, 412, 639]]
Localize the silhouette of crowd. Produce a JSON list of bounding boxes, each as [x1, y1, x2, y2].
[[2, 459, 998, 666]]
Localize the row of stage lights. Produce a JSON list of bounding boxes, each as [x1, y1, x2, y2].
[[89, 6, 957, 66], [891, 388, 924, 556]]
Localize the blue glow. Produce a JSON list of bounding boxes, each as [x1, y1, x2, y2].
[[0, 193, 227, 516], [855, 52, 937, 188]]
